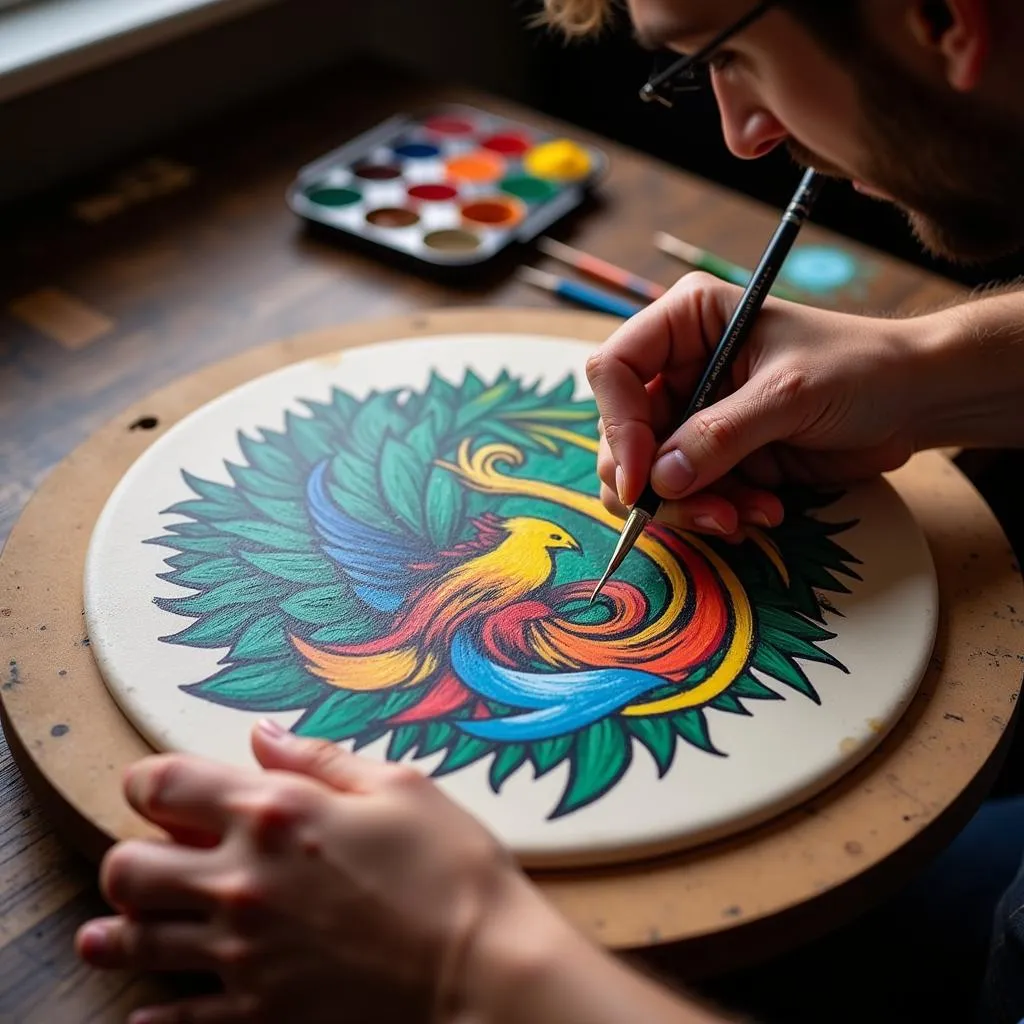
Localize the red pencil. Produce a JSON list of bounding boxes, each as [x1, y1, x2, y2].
[[538, 237, 666, 303]]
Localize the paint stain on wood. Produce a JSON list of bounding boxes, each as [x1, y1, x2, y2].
[[844, 841, 863, 856], [839, 737, 859, 755], [50, 724, 69, 738], [944, 713, 965, 722]]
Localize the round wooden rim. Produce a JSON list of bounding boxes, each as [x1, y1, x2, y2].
[[1, 308, 1021, 969]]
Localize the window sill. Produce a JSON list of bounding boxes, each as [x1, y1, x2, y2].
[[0, 0, 278, 103]]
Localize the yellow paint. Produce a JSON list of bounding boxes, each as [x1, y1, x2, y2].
[[839, 737, 859, 755], [524, 139, 592, 181], [748, 530, 789, 586], [867, 717, 885, 734], [294, 638, 434, 690]]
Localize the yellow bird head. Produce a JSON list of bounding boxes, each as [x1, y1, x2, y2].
[[502, 517, 581, 554]]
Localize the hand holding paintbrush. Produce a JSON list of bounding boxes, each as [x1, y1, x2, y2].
[[591, 169, 825, 601]]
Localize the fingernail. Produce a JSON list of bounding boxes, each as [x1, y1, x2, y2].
[[694, 514, 728, 534], [651, 450, 697, 498], [257, 718, 286, 738], [79, 922, 110, 955], [615, 465, 627, 505], [745, 510, 773, 528]]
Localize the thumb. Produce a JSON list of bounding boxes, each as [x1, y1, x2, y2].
[[651, 378, 804, 499], [251, 719, 390, 793]]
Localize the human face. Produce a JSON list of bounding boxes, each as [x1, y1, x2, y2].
[[629, 0, 1024, 262]]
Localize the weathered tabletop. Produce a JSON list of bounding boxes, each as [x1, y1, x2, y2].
[[0, 58, 973, 1021]]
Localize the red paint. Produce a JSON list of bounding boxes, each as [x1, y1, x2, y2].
[[461, 197, 523, 229], [408, 183, 458, 202], [424, 115, 475, 135], [482, 132, 531, 156]]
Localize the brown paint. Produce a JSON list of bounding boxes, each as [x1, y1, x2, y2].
[[365, 208, 420, 229]]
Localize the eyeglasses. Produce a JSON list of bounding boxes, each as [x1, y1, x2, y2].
[[640, 0, 776, 107]]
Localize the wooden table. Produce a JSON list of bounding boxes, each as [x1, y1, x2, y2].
[[0, 57, 995, 1021]]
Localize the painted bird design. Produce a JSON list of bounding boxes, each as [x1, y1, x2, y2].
[[290, 461, 580, 721]]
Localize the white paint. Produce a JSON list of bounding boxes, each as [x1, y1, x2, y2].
[[84, 335, 938, 868]]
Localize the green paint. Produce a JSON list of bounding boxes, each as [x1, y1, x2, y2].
[[305, 186, 361, 208], [500, 175, 559, 204]]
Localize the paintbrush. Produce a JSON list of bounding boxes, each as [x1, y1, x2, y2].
[[655, 231, 803, 302], [517, 266, 645, 319], [591, 169, 825, 603], [538, 237, 667, 303]]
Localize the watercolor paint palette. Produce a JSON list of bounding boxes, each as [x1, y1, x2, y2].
[[287, 105, 606, 269]]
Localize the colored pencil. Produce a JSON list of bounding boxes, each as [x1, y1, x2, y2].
[[537, 237, 667, 303], [517, 267, 644, 319], [654, 231, 802, 302]]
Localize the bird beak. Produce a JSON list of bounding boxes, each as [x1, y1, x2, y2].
[[569, 538, 582, 553]]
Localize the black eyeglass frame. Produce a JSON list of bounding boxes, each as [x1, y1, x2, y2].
[[639, 0, 777, 107]]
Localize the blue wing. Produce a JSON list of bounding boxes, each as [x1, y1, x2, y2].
[[305, 461, 435, 613]]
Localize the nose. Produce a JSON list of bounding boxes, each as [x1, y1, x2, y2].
[[713, 77, 788, 160]]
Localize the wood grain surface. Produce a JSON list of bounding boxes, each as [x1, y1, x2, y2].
[[0, 58, 980, 1022]]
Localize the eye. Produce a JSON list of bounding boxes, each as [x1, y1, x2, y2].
[[550, 533, 563, 541]]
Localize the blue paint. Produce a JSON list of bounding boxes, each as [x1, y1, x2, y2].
[[781, 245, 859, 293], [394, 142, 440, 159]]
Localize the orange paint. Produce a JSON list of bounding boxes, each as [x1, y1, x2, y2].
[[461, 197, 524, 229], [445, 151, 506, 184]]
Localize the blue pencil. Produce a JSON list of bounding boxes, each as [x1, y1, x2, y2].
[[517, 267, 644, 319]]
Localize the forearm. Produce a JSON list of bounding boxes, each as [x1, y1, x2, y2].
[[910, 287, 1024, 450], [450, 874, 739, 1024]]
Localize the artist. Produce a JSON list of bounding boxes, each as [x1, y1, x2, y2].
[[75, 2, 1024, 1022]]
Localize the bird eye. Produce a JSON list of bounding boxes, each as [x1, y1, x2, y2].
[[550, 533, 562, 541]]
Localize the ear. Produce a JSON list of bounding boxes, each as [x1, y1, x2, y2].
[[908, 0, 991, 91]]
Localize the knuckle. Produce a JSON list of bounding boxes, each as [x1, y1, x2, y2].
[[211, 934, 253, 969], [234, 782, 312, 840], [584, 349, 607, 386], [214, 871, 268, 918], [383, 762, 427, 792], [692, 408, 741, 453], [132, 754, 186, 812], [760, 366, 812, 408]]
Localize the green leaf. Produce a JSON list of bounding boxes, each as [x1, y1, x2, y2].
[[352, 726, 388, 752], [240, 551, 337, 585], [386, 724, 422, 761], [226, 462, 299, 500], [454, 380, 516, 429], [285, 411, 336, 464], [708, 692, 752, 716], [624, 716, 676, 777], [762, 625, 842, 667], [145, 533, 235, 557], [406, 416, 440, 463], [350, 392, 407, 458], [244, 493, 310, 531], [161, 606, 254, 648], [418, 721, 454, 757], [379, 437, 427, 533], [281, 585, 363, 626], [757, 606, 836, 643], [459, 370, 486, 401], [488, 744, 528, 792], [729, 673, 783, 702], [530, 734, 573, 776], [751, 644, 821, 703], [553, 719, 632, 817], [293, 691, 385, 741], [330, 481, 398, 533], [308, 605, 385, 641], [238, 432, 302, 483], [162, 551, 208, 570], [433, 734, 492, 776], [377, 688, 424, 720], [426, 371, 458, 405], [178, 471, 254, 514], [228, 614, 289, 661], [159, 557, 248, 588], [331, 388, 360, 426], [182, 659, 325, 710], [671, 710, 722, 756], [157, 576, 286, 616], [220, 520, 313, 552], [330, 450, 379, 503], [425, 467, 464, 550]]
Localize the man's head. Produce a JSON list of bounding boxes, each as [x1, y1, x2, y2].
[[542, 0, 1024, 263]]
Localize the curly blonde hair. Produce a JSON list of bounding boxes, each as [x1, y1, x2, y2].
[[539, 0, 615, 37]]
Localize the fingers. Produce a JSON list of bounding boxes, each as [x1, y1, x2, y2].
[[251, 719, 393, 793], [651, 373, 808, 499], [125, 754, 261, 839], [125, 994, 258, 1024], [76, 915, 221, 973], [100, 840, 218, 915], [588, 274, 739, 503]]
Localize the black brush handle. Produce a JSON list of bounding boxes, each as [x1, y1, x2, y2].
[[634, 168, 824, 518]]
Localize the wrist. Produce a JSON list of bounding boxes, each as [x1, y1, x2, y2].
[[905, 297, 1024, 451]]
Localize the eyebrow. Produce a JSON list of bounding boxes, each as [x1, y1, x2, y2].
[[633, 16, 719, 52]]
